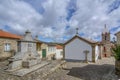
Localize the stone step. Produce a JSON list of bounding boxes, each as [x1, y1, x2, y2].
[[11, 61, 50, 76]]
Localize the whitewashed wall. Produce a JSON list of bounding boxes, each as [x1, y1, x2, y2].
[[95, 45, 99, 61], [55, 49, 63, 59], [65, 38, 92, 61]]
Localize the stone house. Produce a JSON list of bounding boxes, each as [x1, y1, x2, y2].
[[64, 35, 101, 62], [115, 31, 120, 45], [36, 40, 57, 60], [36, 39, 64, 60], [0, 29, 21, 60]]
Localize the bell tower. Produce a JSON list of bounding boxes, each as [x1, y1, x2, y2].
[[102, 24, 110, 44], [101, 24, 111, 57]]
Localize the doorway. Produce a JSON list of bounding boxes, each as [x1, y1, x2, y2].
[[42, 49, 46, 58]]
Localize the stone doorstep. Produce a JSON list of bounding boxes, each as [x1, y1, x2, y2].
[[10, 61, 50, 77]]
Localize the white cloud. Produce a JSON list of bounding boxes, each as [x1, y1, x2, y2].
[[0, 0, 120, 42], [0, 0, 43, 34], [68, 0, 120, 40]]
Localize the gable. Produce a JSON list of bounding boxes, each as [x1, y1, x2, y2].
[[65, 38, 91, 47], [64, 35, 97, 46]]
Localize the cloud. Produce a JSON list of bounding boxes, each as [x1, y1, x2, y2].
[[0, 0, 43, 34], [68, 0, 120, 40], [0, 0, 120, 42]]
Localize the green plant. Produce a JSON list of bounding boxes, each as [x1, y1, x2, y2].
[[112, 44, 120, 60]]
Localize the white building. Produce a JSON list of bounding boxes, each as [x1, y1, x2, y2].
[[55, 45, 63, 60], [64, 35, 100, 62]]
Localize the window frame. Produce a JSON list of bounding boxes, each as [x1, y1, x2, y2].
[[4, 43, 11, 52]]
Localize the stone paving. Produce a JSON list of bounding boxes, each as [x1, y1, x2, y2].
[[44, 57, 118, 80], [0, 60, 65, 80], [0, 57, 119, 80], [9, 61, 50, 76]]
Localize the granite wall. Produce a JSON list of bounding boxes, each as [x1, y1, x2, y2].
[[0, 38, 18, 60]]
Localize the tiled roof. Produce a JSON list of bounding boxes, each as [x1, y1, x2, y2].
[[56, 45, 63, 49], [0, 29, 22, 39], [115, 31, 120, 35], [64, 35, 97, 45]]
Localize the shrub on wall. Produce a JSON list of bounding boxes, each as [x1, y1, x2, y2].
[[112, 44, 120, 60]]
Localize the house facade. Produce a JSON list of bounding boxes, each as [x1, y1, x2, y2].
[[0, 30, 21, 60], [36, 40, 57, 60], [64, 35, 100, 62], [115, 31, 120, 44], [36, 39, 64, 60], [55, 45, 63, 60]]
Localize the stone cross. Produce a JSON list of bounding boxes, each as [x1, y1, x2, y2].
[[76, 28, 79, 35]]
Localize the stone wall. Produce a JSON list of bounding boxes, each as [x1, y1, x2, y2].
[[116, 32, 120, 45], [103, 43, 112, 57], [41, 43, 48, 56], [0, 38, 18, 60], [20, 42, 36, 53]]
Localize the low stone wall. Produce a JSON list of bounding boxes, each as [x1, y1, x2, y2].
[[115, 60, 120, 75]]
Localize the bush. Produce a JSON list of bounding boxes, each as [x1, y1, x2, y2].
[[112, 44, 120, 60]]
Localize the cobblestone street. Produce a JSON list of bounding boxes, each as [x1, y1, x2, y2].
[[0, 57, 119, 80], [44, 57, 118, 80]]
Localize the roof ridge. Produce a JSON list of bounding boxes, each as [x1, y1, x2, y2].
[[0, 30, 22, 39]]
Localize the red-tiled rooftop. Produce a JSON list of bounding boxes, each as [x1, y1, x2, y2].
[[56, 45, 63, 49], [0, 29, 22, 39]]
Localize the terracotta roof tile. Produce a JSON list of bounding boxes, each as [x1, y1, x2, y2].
[[56, 45, 63, 49], [0, 30, 22, 39]]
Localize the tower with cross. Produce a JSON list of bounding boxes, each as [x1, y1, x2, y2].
[[101, 24, 112, 57], [102, 24, 110, 44]]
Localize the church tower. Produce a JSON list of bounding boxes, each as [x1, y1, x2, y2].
[[102, 24, 110, 44], [101, 24, 111, 57]]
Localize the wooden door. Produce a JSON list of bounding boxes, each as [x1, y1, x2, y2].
[[42, 49, 46, 58]]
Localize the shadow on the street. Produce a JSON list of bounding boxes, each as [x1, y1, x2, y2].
[[66, 64, 116, 80]]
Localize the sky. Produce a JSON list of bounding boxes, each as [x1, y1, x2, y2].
[[0, 0, 120, 43]]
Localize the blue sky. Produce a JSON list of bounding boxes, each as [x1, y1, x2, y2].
[[0, 0, 120, 42]]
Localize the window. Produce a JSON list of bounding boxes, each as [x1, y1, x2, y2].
[[18, 42, 21, 52], [4, 43, 11, 51], [48, 46, 56, 52], [48, 47, 51, 52], [105, 35, 107, 40], [104, 46, 106, 52]]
